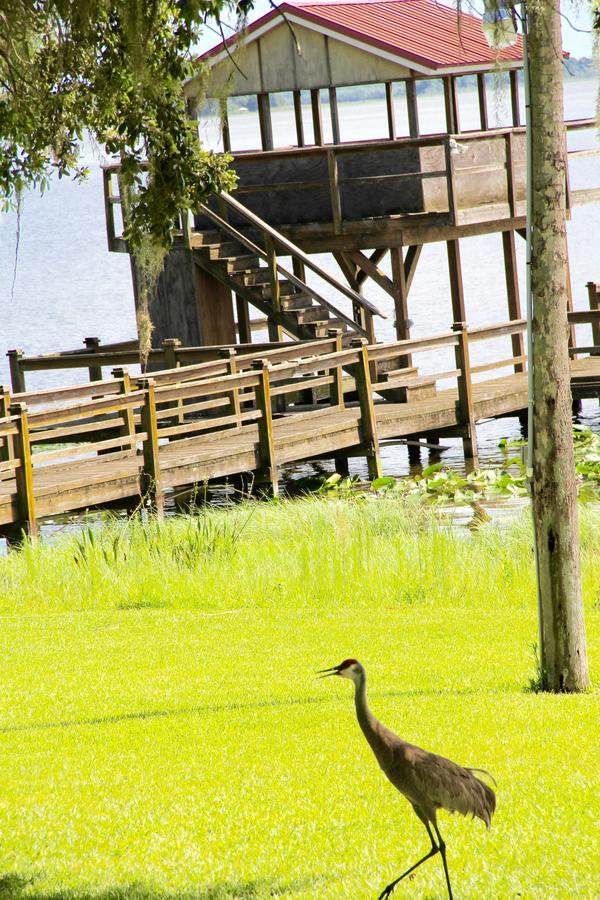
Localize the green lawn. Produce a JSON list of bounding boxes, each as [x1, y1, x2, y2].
[[0, 500, 598, 898]]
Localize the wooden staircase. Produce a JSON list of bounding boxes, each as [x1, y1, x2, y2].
[[188, 192, 386, 345]]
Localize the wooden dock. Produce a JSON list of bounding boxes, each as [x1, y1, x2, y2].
[[1, 316, 599, 542]]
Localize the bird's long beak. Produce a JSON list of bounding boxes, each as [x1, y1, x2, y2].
[[316, 665, 340, 679]]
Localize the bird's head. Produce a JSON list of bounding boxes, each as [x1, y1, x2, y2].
[[317, 658, 364, 684]]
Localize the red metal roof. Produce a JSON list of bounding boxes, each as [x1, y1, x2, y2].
[[201, 0, 524, 72]]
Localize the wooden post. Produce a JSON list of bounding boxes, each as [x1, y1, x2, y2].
[[7, 349, 25, 394], [162, 337, 181, 371], [327, 149, 343, 234], [84, 337, 103, 382], [452, 323, 478, 464], [252, 360, 278, 496], [351, 339, 382, 480], [586, 282, 600, 348], [446, 239, 466, 322], [139, 378, 164, 517], [502, 231, 525, 372], [443, 76, 460, 134], [510, 69, 521, 127], [8, 402, 37, 542], [444, 139, 458, 225], [477, 73, 488, 131], [311, 88, 324, 146], [505, 132, 516, 218], [265, 235, 282, 342], [236, 295, 252, 344], [328, 86, 341, 145], [220, 98, 231, 152], [0, 386, 13, 462], [219, 349, 242, 425], [385, 82, 396, 139], [111, 367, 136, 444], [257, 93, 274, 151], [293, 90, 305, 147], [406, 79, 419, 137], [390, 246, 412, 366], [328, 329, 345, 409]]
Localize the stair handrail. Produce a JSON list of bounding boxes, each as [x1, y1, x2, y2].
[[196, 203, 369, 336], [207, 191, 386, 320]]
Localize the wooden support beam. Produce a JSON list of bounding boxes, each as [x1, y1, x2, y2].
[[265, 234, 283, 342], [390, 247, 412, 362], [111, 368, 137, 441], [505, 132, 516, 218], [446, 239, 467, 322], [347, 249, 394, 297], [162, 338, 181, 371], [7, 349, 25, 394], [502, 230, 525, 372], [329, 86, 341, 145], [334, 251, 359, 289], [328, 329, 345, 409], [404, 244, 422, 294], [252, 360, 278, 496], [358, 249, 387, 288], [444, 139, 458, 225], [84, 337, 103, 382], [0, 386, 13, 462], [311, 88, 324, 146], [219, 349, 242, 424], [293, 90, 305, 147], [139, 378, 164, 517], [8, 402, 37, 542], [236, 295, 252, 344], [351, 340, 382, 480], [444, 76, 460, 134], [406, 79, 419, 137], [327, 149, 343, 234], [510, 70, 521, 127], [385, 82, 396, 139], [220, 98, 231, 152], [477, 73, 488, 131], [452, 323, 478, 465], [257, 93, 274, 151], [586, 282, 600, 347]]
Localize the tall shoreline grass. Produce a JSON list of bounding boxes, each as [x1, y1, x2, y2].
[[1, 499, 599, 617]]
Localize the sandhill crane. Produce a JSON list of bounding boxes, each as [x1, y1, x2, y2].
[[318, 659, 496, 899]]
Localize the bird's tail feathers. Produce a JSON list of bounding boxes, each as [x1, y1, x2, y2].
[[467, 767, 497, 787]]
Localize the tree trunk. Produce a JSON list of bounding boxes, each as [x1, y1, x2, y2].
[[528, 0, 589, 692]]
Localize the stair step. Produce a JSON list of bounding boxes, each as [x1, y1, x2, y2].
[[227, 256, 261, 273], [310, 319, 349, 337], [191, 230, 222, 247], [290, 306, 330, 324], [260, 281, 298, 299], [243, 269, 271, 286], [279, 292, 315, 311], [209, 241, 248, 260]]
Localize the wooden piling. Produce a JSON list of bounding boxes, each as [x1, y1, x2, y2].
[[139, 378, 164, 517], [219, 349, 242, 424], [7, 349, 25, 394], [252, 360, 278, 496], [452, 322, 478, 464], [84, 337, 103, 382], [351, 339, 382, 480], [8, 402, 37, 542]]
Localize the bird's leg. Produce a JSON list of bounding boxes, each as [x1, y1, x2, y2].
[[432, 821, 453, 900], [377, 822, 439, 900]]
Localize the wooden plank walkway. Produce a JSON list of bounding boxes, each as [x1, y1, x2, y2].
[[1, 325, 598, 541]]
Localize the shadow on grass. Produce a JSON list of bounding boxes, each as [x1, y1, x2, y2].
[[0, 687, 483, 737], [0, 874, 322, 899]]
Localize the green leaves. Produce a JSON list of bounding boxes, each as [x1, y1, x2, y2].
[[0, 0, 248, 249]]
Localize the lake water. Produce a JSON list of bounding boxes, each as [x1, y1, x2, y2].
[[0, 79, 598, 480]]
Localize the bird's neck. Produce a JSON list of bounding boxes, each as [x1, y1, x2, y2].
[[353, 675, 394, 767]]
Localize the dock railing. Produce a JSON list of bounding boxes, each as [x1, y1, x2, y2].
[[1, 311, 599, 541]]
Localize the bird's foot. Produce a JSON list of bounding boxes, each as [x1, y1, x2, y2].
[[377, 884, 397, 900]]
